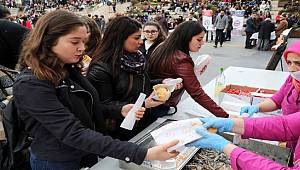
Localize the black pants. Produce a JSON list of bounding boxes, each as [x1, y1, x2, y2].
[[245, 32, 253, 48], [215, 29, 225, 46], [225, 30, 231, 40]]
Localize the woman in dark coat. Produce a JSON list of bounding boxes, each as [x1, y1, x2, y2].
[[139, 21, 166, 59], [87, 16, 166, 141]]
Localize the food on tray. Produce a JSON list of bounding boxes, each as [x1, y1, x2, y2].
[[153, 84, 171, 102], [226, 89, 251, 96]]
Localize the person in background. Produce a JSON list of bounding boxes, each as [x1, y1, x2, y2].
[[0, 5, 29, 69], [275, 15, 288, 38], [265, 11, 272, 20], [213, 10, 228, 48], [139, 21, 166, 59], [93, 15, 102, 28], [81, 16, 102, 76], [99, 15, 106, 33], [257, 17, 275, 51], [21, 16, 32, 29], [245, 13, 256, 49], [16, 10, 178, 170], [148, 21, 229, 118], [154, 14, 168, 35], [225, 11, 233, 41], [82, 16, 102, 57], [87, 16, 168, 141], [0, 5, 11, 19], [186, 113, 300, 169]]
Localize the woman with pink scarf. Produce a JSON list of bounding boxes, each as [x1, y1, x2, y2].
[[185, 40, 300, 169], [240, 40, 300, 156]]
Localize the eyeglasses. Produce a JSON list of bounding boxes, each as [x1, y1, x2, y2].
[[144, 30, 158, 34]]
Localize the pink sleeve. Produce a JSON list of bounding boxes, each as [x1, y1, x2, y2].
[[271, 76, 292, 108], [230, 147, 300, 170], [242, 113, 300, 141]]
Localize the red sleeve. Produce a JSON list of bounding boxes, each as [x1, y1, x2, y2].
[[175, 56, 227, 117]]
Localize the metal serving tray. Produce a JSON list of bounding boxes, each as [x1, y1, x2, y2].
[[119, 118, 291, 170], [119, 118, 199, 170]]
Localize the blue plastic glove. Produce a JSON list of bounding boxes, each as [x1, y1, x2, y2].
[[200, 118, 234, 133], [240, 105, 259, 117], [185, 128, 231, 152]]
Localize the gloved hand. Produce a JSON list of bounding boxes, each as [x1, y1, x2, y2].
[[200, 118, 234, 133], [240, 105, 259, 117], [185, 128, 231, 152]]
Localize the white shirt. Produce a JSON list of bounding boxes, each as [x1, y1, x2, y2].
[[145, 40, 154, 52]]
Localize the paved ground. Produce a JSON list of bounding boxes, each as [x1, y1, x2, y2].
[[77, 2, 131, 20], [193, 33, 298, 86]]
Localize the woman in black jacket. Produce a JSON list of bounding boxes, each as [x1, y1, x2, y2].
[[15, 10, 178, 170], [87, 16, 166, 141], [139, 21, 166, 59]]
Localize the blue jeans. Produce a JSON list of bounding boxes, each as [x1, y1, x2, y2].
[[30, 151, 81, 170]]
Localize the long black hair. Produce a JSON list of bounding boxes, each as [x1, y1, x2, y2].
[[148, 21, 206, 76], [91, 16, 142, 76]]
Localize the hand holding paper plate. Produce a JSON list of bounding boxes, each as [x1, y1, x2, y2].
[[151, 118, 203, 152]]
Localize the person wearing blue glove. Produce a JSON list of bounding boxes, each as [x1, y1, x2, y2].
[[186, 127, 231, 152], [240, 105, 259, 117], [185, 113, 300, 170], [200, 117, 234, 133]]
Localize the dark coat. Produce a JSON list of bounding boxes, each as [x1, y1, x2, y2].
[[275, 20, 288, 37], [258, 19, 275, 39], [87, 58, 160, 140], [139, 39, 163, 59], [0, 19, 29, 69], [14, 67, 147, 164], [245, 17, 256, 33], [149, 50, 228, 118], [227, 15, 233, 31]]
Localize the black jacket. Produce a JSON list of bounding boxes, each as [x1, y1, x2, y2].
[[87, 60, 160, 140], [13, 67, 147, 164], [245, 17, 256, 33], [0, 19, 29, 69], [258, 19, 275, 39], [139, 39, 163, 60]]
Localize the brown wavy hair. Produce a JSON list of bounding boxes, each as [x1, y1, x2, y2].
[[18, 10, 86, 85], [143, 21, 166, 44], [82, 16, 102, 57]]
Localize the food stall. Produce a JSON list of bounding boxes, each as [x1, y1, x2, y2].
[[90, 66, 290, 170]]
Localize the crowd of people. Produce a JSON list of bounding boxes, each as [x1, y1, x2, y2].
[[0, 0, 300, 170]]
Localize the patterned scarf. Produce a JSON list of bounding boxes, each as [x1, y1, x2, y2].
[[120, 51, 146, 75]]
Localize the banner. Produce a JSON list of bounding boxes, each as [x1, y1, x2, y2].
[[9, 8, 19, 16], [232, 10, 245, 30], [202, 10, 213, 30]]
